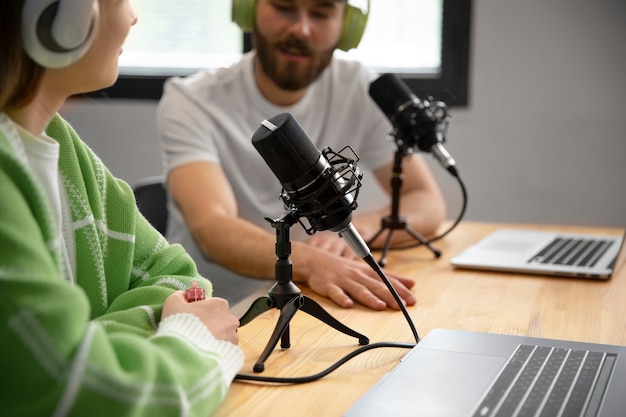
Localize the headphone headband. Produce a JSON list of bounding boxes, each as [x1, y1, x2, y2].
[[232, 0, 370, 51]]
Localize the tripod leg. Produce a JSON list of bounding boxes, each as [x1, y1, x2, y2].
[[377, 228, 395, 267], [239, 296, 272, 327], [299, 296, 369, 345], [253, 296, 302, 373], [280, 325, 290, 349], [405, 227, 441, 258]]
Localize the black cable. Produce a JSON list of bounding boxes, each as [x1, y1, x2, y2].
[[363, 254, 421, 343], [233, 253, 421, 385], [428, 172, 467, 244], [234, 342, 415, 384]]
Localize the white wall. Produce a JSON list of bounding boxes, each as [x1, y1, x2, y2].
[[61, 0, 626, 228]]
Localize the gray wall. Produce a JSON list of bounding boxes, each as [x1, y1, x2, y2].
[[61, 0, 626, 228]]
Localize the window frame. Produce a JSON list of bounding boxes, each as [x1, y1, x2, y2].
[[92, 0, 472, 107]]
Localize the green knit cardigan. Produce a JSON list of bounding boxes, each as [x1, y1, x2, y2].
[[0, 113, 243, 417]]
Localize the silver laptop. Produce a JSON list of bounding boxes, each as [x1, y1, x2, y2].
[[344, 328, 626, 417], [450, 228, 625, 279], [345, 239, 626, 417]]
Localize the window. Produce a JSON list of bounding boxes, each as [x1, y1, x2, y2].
[[118, 0, 243, 75], [336, 0, 443, 74], [97, 0, 471, 106]]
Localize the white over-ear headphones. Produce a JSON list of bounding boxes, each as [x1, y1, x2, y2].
[[22, 0, 99, 69]]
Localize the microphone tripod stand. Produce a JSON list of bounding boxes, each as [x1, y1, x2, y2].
[[238, 210, 369, 373], [367, 148, 441, 267]]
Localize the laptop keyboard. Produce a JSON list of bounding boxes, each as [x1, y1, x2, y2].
[[472, 344, 617, 417], [528, 237, 614, 268]]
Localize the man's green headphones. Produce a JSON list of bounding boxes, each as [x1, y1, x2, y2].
[[231, 0, 370, 51]]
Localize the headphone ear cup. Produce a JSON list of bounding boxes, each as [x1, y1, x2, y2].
[[337, 4, 369, 52], [232, 0, 257, 32], [22, 0, 98, 69]]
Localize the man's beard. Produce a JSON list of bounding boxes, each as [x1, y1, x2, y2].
[[254, 28, 334, 91]]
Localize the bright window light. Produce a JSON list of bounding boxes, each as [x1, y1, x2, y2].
[[119, 0, 443, 76]]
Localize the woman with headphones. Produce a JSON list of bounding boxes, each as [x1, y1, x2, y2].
[[0, 1, 242, 416]]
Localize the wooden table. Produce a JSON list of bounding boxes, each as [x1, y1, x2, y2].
[[215, 221, 626, 417]]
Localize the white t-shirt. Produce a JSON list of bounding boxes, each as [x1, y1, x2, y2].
[[157, 53, 395, 303], [13, 121, 75, 283]]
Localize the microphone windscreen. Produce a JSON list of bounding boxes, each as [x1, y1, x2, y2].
[[252, 113, 321, 185], [369, 73, 417, 119]]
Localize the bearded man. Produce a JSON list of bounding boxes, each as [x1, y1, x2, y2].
[[157, 0, 446, 310]]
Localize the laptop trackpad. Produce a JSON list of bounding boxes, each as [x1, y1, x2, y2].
[[345, 349, 507, 417]]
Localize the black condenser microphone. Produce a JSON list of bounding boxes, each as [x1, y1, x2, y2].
[[369, 73, 458, 177], [251, 113, 371, 259]]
